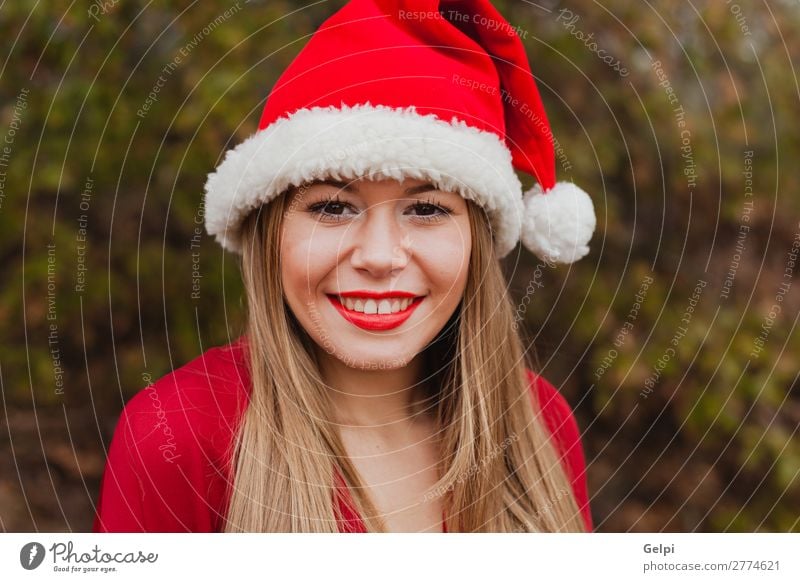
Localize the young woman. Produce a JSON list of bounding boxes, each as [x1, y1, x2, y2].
[[93, 0, 597, 533]]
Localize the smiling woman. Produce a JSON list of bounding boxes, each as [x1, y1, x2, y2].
[[280, 177, 470, 362], [221, 179, 593, 533], [94, 0, 596, 534]]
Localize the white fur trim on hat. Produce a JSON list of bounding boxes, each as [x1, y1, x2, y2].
[[203, 102, 524, 258], [520, 181, 596, 264]]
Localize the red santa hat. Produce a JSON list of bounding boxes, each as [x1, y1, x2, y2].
[[204, 0, 596, 263]]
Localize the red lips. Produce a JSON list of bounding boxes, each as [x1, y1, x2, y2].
[[336, 290, 419, 299], [326, 293, 425, 331]]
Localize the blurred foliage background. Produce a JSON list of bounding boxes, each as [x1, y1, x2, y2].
[[0, 0, 797, 531]]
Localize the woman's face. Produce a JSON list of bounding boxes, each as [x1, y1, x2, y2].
[[280, 177, 471, 370]]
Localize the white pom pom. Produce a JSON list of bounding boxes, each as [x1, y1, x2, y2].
[[521, 181, 596, 264]]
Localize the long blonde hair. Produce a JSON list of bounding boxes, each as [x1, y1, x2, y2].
[[224, 185, 587, 532]]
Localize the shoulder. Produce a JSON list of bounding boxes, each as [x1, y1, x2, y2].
[[94, 336, 251, 532], [119, 335, 251, 460], [524, 369, 581, 451], [524, 368, 593, 531]]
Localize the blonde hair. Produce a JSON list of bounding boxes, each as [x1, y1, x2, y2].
[[224, 185, 587, 532]]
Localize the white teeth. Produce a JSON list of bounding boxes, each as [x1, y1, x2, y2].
[[337, 296, 418, 314]]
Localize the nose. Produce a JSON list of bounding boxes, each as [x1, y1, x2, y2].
[[349, 205, 412, 277]]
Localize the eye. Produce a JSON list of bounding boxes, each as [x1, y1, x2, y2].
[[306, 195, 356, 223], [405, 197, 454, 223], [306, 195, 454, 224]]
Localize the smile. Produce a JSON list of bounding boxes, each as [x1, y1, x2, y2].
[[326, 293, 426, 331]]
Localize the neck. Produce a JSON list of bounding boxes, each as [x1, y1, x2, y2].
[[315, 349, 431, 428]]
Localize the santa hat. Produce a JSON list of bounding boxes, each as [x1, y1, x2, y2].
[[204, 0, 596, 264]]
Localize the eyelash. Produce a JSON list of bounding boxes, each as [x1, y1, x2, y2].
[[306, 194, 454, 224]]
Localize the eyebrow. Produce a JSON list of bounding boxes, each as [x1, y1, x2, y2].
[[307, 178, 440, 196]]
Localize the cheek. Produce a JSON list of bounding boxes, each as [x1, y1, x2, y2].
[[418, 219, 471, 295], [280, 221, 341, 300]]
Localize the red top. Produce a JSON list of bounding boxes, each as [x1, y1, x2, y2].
[[93, 336, 592, 532]]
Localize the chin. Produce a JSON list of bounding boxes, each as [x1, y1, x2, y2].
[[328, 342, 419, 371]]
